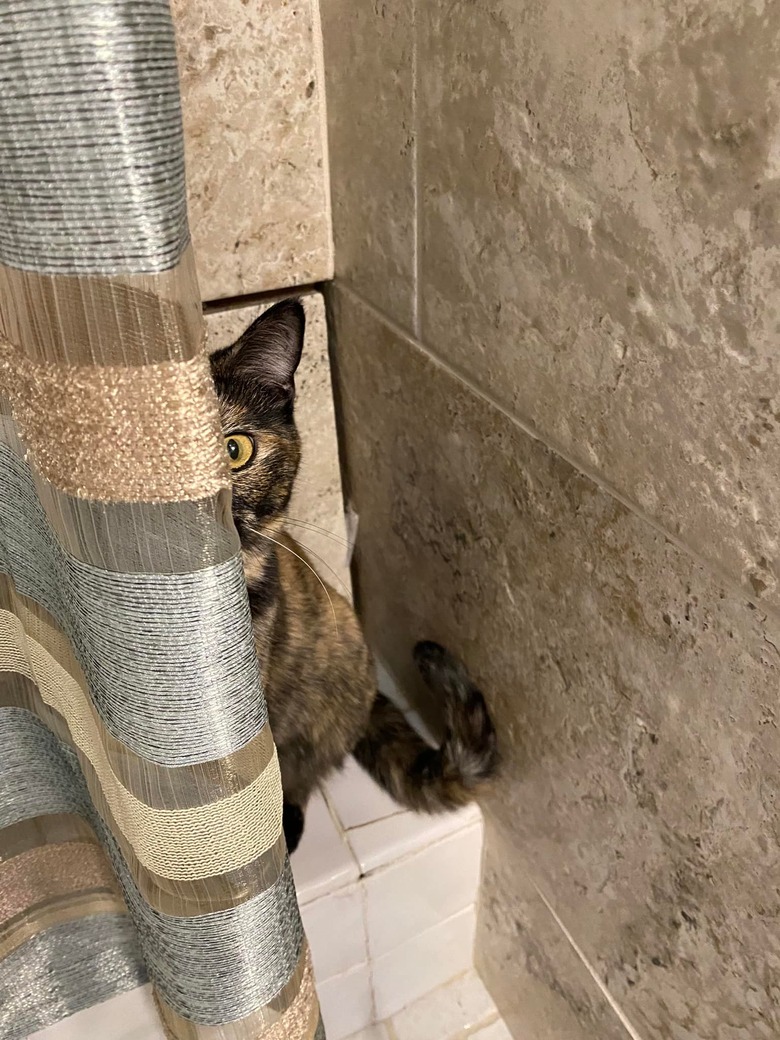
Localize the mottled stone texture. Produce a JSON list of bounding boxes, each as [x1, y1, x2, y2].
[[205, 295, 350, 598], [320, 0, 416, 330], [329, 290, 780, 1040], [173, 0, 332, 300], [417, 0, 780, 609], [477, 822, 629, 1040]]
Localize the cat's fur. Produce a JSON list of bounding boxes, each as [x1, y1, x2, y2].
[[210, 298, 498, 852]]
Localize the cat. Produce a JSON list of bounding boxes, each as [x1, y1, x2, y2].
[[210, 297, 498, 853]]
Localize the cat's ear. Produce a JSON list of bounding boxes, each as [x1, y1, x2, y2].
[[220, 298, 305, 392]]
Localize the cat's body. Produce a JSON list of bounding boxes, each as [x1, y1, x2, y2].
[[211, 298, 497, 852]]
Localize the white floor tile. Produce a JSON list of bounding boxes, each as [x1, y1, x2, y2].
[[292, 790, 359, 904], [347, 803, 482, 875], [391, 971, 497, 1040], [365, 823, 483, 958], [302, 882, 368, 980], [345, 1025, 391, 1040], [317, 962, 374, 1040], [29, 985, 165, 1040], [372, 905, 477, 1020], [469, 1020, 513, 1039], [325, 756, 405, 830]]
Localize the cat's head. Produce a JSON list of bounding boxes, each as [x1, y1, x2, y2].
[[210, 298, 305, 550]]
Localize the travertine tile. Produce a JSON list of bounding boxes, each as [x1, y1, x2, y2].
[[320, 0, 415, 330], [173, 0, 331, 300], [330, 288, 780, 1040], [417, 0, 780, 608], [476, 829, 631, 1040], [205, 294, 350, 597]]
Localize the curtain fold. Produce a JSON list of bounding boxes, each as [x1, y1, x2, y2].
[[0, 2, 322, 1037]]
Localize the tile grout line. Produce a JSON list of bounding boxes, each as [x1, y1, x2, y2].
[[532, 882, 646, 1040], [308, 0, 335, 280], [411, 0, 420, 340], [336, 283, 780, 627]]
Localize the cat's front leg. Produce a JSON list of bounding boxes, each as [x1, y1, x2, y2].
[[282, 800, 305, 853]]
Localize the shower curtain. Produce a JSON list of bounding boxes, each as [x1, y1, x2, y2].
[[0, 1, 322, 1037]]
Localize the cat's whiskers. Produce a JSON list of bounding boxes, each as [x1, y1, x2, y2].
[[282, 529, 351, 599], [285, 516, 349, 549], [256, 530, 340, 635]]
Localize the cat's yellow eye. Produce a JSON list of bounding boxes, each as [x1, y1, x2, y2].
[[225, 433, 255, 471]]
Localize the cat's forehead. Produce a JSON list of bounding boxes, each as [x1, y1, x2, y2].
[[218, 396, 253, 433]]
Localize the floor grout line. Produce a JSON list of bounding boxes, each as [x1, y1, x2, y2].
[[335, 282, 779, 627]]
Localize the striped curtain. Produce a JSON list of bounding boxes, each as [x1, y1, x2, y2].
[[0, 2, 322, 1038]]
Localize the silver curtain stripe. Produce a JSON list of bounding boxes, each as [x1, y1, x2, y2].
[[53, 736, 304, 1027], [0, 0, 188, 274], [108, 837, 305, 1024], [0, 706, 92, 829], [42, 493, 240, 575], [0, 713, 303, 1029], [0, 442, 266, 766], [0, 916, 147, 1040]]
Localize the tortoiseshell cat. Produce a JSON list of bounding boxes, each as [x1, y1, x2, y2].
[[210, 298, 498, 852]]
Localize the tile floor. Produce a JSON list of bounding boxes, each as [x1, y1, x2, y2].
[[345, 971, 513, 1040], [291, 749, 514, 1039], [292, 755, 484, 1035], [288, 660, 512, 1039]]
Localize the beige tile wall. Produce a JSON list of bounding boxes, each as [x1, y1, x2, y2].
[[174, 0, 332, 301], [173, 2, 346, 594], [323, 2, 780, 1036]]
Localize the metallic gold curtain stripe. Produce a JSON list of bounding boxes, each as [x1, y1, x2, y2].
[[0, 0, 188, 274], [82, 736, 288, 918], [0, 340, 229, 503], [0, 813, 98, 864], [0, 842, 117, 925], [0, 914, 146, 1040], [0, 252, 202, 365], [0, 443, 265, 765], [0, 618, 284, 882]]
